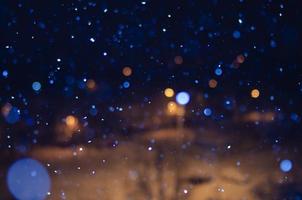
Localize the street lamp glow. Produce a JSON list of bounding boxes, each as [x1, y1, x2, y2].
[[167, 101, 177, 114], [251, 89, 260, 98], [164, 88, 174, 98], [176, 91, 190, 105], [65, 115, 78, 128]]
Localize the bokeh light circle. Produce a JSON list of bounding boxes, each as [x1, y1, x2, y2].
[[7, 158, 51, 200], [280, 159, 292, 172], [251, 89, 260, 98], [215, 68, 222, 76], [123, 81, 130, 88], [176, 91, 190, 105], [32, 81, 42, 91], [122, 67, 132, 77], [203, 108, 212, 116], [2, 70, 8, 77], [164, 88, 174, 98]]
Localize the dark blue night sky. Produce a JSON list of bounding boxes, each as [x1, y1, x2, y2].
[[1, 1, 302, 198]]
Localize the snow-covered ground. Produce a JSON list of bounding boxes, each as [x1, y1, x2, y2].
[[2, 128, 301, 199]]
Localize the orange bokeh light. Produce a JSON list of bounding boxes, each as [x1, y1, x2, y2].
[[86, 79, 97, 90], [122, 67, 132, 77], [209, 79, 218, 88], [164, 88, 174, 97], [251, 89, 260, 98], [65, 115, 78, 127]]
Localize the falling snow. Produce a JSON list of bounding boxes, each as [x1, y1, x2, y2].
[[0, 0, 302, 199]]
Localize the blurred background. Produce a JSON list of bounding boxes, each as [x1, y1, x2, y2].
[[0, 0, 302, 199]]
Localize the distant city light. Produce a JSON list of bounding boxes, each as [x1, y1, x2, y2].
[[122, 67, 132, 77], [209, 79, 218, 88], [176, 91, 190, 105], [7, 158, 51, 200], [32, 81, 41, 91], [251, 89, 260, 98], [164, 88, 174, 98], [167, 101, 185, 116], [280, 159, 293, 172], [1, 103, 12, 116], [65, 115, 78, 128], [86, 79, 96, 90], [167, 101, 177, 114]]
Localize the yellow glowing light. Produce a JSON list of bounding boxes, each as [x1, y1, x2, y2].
[[164, 88, 174, 97], [208, 79, 218, 88], [122, 67, 132, 77], [86, 79, 96, 90], [251, 89, 260, 98], [167, 101, 177, 114], [65, 115, 78, 127], [167, 101, 185, 116], [174, 56, 183, 65]]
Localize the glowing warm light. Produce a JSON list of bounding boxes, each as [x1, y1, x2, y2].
[[243, 111, 275, 122], [164, 88, 174, 97], [236, 54, 245, 64], [65, 115, 78, 127], [174, 56, 183, 65], [167, 101, 177, 114], [208, 79, 218, 88], [56, 115, 80, 141], [251, 89, 260, 98], [122, 67, 132, 77], [167, 101, 185, 116], [1, 103, 12, 117], [86, 79, 96, 90]]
